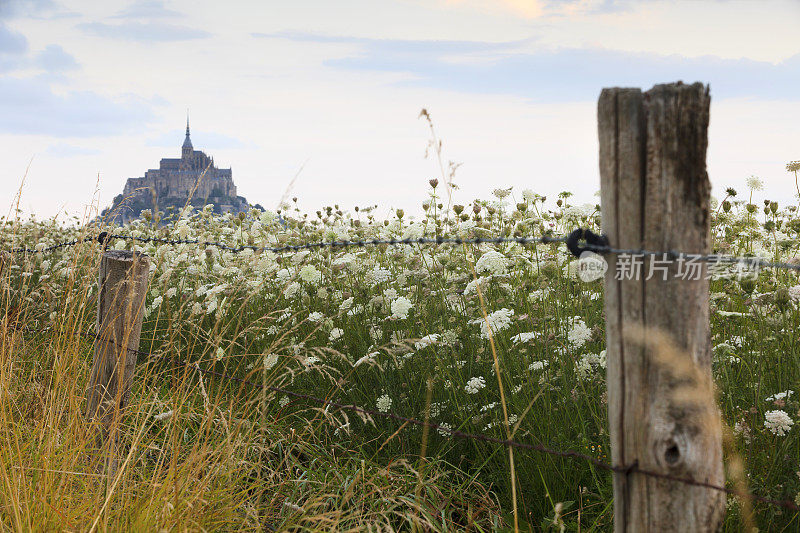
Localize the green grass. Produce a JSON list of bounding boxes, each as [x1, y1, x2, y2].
[[1, 182, 799, 531]]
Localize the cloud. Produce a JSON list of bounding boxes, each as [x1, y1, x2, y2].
[[0, 23, 28, 54], [0, 0, 76, 20], [0, 76, 156, 137], [0, 23, 28, 72], [45, 142, 101, 157], [258, 32, 800, 102], [1, 23, 78, 75], [34, 44, 79, 72], [440, 0, 727, 18], [77, 21, 211, 42], [146, 129, 253, 150], [111, 0, 183, 19]]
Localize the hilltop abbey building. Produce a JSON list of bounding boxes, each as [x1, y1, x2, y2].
[[105, 119, 253, 224]]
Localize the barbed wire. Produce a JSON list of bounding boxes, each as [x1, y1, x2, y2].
[[5, 229, 799, 273], [6, 236, 96, 254], [11, 323, 795, 513], [5, 233, 570, 256]]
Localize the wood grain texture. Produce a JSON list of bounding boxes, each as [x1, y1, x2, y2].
[[86, 250, 150, 479], [600, 82, 724, 532]]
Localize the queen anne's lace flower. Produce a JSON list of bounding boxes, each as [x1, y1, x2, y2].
[[402, 223, 424, 240], [765, 390, 794, 402], [472, 308, 514, 339], [567, 317, 592, 348], [789, 285, 800, 302], [475, 251, 508, 276], [390, 296, 413, 319], [329, 328, 344, 341], [414, 334, 439, 350], [464, 376, 486, 394], [764, 409, 794, 436], [510, 332, 538, 344], [263, 353, 279, 370], [376, 394, 393, 413], [528, 360, 549, 371], [368, 267, 391, 286], [746, 175, 764, 191], [283, 282, 301, 298], [299, 264, 322, 285]]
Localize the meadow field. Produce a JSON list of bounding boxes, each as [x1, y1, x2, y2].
[[1, 173, 800, 531]]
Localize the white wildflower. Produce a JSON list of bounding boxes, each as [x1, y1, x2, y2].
[[764, 409, 793, 436], [789, 285, 800, 302], [746, 175, 764, 191], [263, 353, 279, 370], [464, 376, 486, 395], [567, 317, 592, 348], [401, 223, 424, 240], [441, 329, 458, 346], [376, 394, 393, 413], [276, 268, 292, 284], [307, 311, 324, 323], [528, 360, 549, 371], [464, 276, 491, 296], [283, 282, 301, 298], [298, 264, 322, 285], [472, 308, 514, 339], [475, 250, 508, 276], [383, 288, 398, 300], [340, 297, 354, 311], [765, 390, 794, 402], [329, 328, 344, 342], [510, 332, 539, 344], [414, 334, 439, 350], [279, 396, 290, 407], [390, 296, 413, 319], [733, 421, 751, 444], [368, 266, 391, 286]]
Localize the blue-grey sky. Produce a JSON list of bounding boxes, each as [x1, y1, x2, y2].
[[1, 0, 799, 219]]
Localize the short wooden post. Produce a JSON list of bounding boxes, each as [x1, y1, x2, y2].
[[86, 249, 150, 481], [599, 82, 724, 531]]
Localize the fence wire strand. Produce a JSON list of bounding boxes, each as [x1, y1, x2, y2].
[[5, 230, 800, 273]]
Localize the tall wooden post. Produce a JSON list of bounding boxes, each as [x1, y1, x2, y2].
[[599, 82, 724, 531], [86, 249, 150, 482]]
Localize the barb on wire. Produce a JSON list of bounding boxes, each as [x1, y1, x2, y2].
[[8, 322, 800, 513]]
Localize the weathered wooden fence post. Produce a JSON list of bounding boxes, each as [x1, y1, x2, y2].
[[599, 82, 725, 531], [86, 249, 150, 482]]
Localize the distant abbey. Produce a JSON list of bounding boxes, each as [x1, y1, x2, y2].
[[104, 119, 254, 224]]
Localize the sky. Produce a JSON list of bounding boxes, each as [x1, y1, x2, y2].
[[1, 0, 799, 221]]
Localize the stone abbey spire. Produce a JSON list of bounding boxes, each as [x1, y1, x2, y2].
[[182, 115, 193, 158], [104, 118, 254, 224]]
